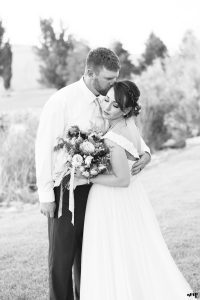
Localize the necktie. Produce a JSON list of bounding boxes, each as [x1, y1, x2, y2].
[[90, 97, 109, 133]]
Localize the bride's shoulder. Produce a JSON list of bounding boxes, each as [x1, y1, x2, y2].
[[103, 118, 137, 146], [103, 135, 121, 149], [103, 131, 124, 151], [103, 129, 129, 149]]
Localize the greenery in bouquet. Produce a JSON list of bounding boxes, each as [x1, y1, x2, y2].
[[53, 125, 111, 188]]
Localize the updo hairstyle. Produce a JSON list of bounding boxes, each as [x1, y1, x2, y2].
[[113, 80, 141, 117]]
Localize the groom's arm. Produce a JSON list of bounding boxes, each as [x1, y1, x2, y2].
[[35, 93, 66, 217], [140, 136, 151, 155]]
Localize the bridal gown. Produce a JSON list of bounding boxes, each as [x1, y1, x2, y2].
[[80, 131, 195, 300]]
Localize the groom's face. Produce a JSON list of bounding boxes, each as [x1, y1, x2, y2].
[[93, 67, 119, 96]]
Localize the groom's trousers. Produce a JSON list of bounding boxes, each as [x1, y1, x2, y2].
[[48, 184, 91, 300]]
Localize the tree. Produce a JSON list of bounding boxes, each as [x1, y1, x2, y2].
[[0, 20, 5, 76], [134, 30, 200, 150], [112, 41, 137, 79], [134, 60, 173, 150], [0, 20, 12, 89], [180, 30, 200, 61], [1, 42, 12, 89], [0, 20, 5, 45], [35, 19, 73, 89], [137, 32, 168, 74], [65, 38, 90, 84]]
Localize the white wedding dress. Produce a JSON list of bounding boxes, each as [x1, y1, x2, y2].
[[80, 130, 195, 300]]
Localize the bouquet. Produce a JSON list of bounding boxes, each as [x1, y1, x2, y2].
[[53, 125, 111, 187], [53, 125, 111, 223]]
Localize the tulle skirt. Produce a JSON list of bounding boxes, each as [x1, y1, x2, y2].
[[80, 175, 195, 300]]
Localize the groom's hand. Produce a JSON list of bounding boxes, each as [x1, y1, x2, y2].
[[131, 152, 151, 175], [40, 202, 56, 218]]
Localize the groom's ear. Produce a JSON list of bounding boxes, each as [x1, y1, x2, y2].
[[86, 68, 95, 78]]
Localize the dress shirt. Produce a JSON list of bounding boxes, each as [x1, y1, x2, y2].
[[35, 77, 150, 203]]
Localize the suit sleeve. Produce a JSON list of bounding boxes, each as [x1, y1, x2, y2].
[[140, 136, 151, 155]]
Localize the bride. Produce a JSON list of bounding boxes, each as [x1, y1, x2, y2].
[[75, 80, 195, 300]]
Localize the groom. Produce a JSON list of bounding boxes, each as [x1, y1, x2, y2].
[[35, 47, 151, 300]]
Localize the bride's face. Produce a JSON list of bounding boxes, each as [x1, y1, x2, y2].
[[101, 88, 124, 120]]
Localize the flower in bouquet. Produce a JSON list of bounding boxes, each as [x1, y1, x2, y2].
[[72, 154, 83, 167], [98, 164, 107, 172], [90, 168, 98, 176], [80, 141, 95, 154], [67, 125, 80, 138], [82, 171, 90, 178], [85, 155, 93, 167]]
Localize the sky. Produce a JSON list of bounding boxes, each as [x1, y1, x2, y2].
[[0, 0, 200, 56]]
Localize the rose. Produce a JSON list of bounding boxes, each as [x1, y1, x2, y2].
[[79, 166, 85, 172], [90, 169, 98, 176], [72, 154, 83, 167], [85, 155, 93, 167], [80, 141, 95, 154], [76, 136, 83, 144], [82, 171, 90, 178], [67, 125, 80, 137], [70, 137, 77, 145], [98, 165, 107, 172]]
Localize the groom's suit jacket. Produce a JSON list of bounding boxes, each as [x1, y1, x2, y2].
[[35, 77, 150, 204]]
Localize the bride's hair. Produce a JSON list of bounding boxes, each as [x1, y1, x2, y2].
[[113, 80, 141, 117]]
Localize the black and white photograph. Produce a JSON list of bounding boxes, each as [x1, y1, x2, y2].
[[0, 0, 200, 299]]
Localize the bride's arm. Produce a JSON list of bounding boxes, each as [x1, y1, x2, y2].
[[90, 139, 130, 187], [75, 138, 130, 188]]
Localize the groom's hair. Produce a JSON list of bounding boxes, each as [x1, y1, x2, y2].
[[86, 47, 120, 73]]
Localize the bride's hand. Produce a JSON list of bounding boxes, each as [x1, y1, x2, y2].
[[131, 152, 151, 175]]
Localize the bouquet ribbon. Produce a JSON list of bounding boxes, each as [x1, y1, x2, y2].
[[58, 165, 75, 225], [69, 165, 75, 225]]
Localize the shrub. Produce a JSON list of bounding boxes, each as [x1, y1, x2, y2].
[[134, 60, 174, 150], [0, 111, 39, 204], [134, 41, 200, 150]]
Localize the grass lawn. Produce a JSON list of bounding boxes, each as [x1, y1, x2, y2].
[[0, 207, 48, 300], [0, 143, 200, 299], [0, 89, 54, 112]]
